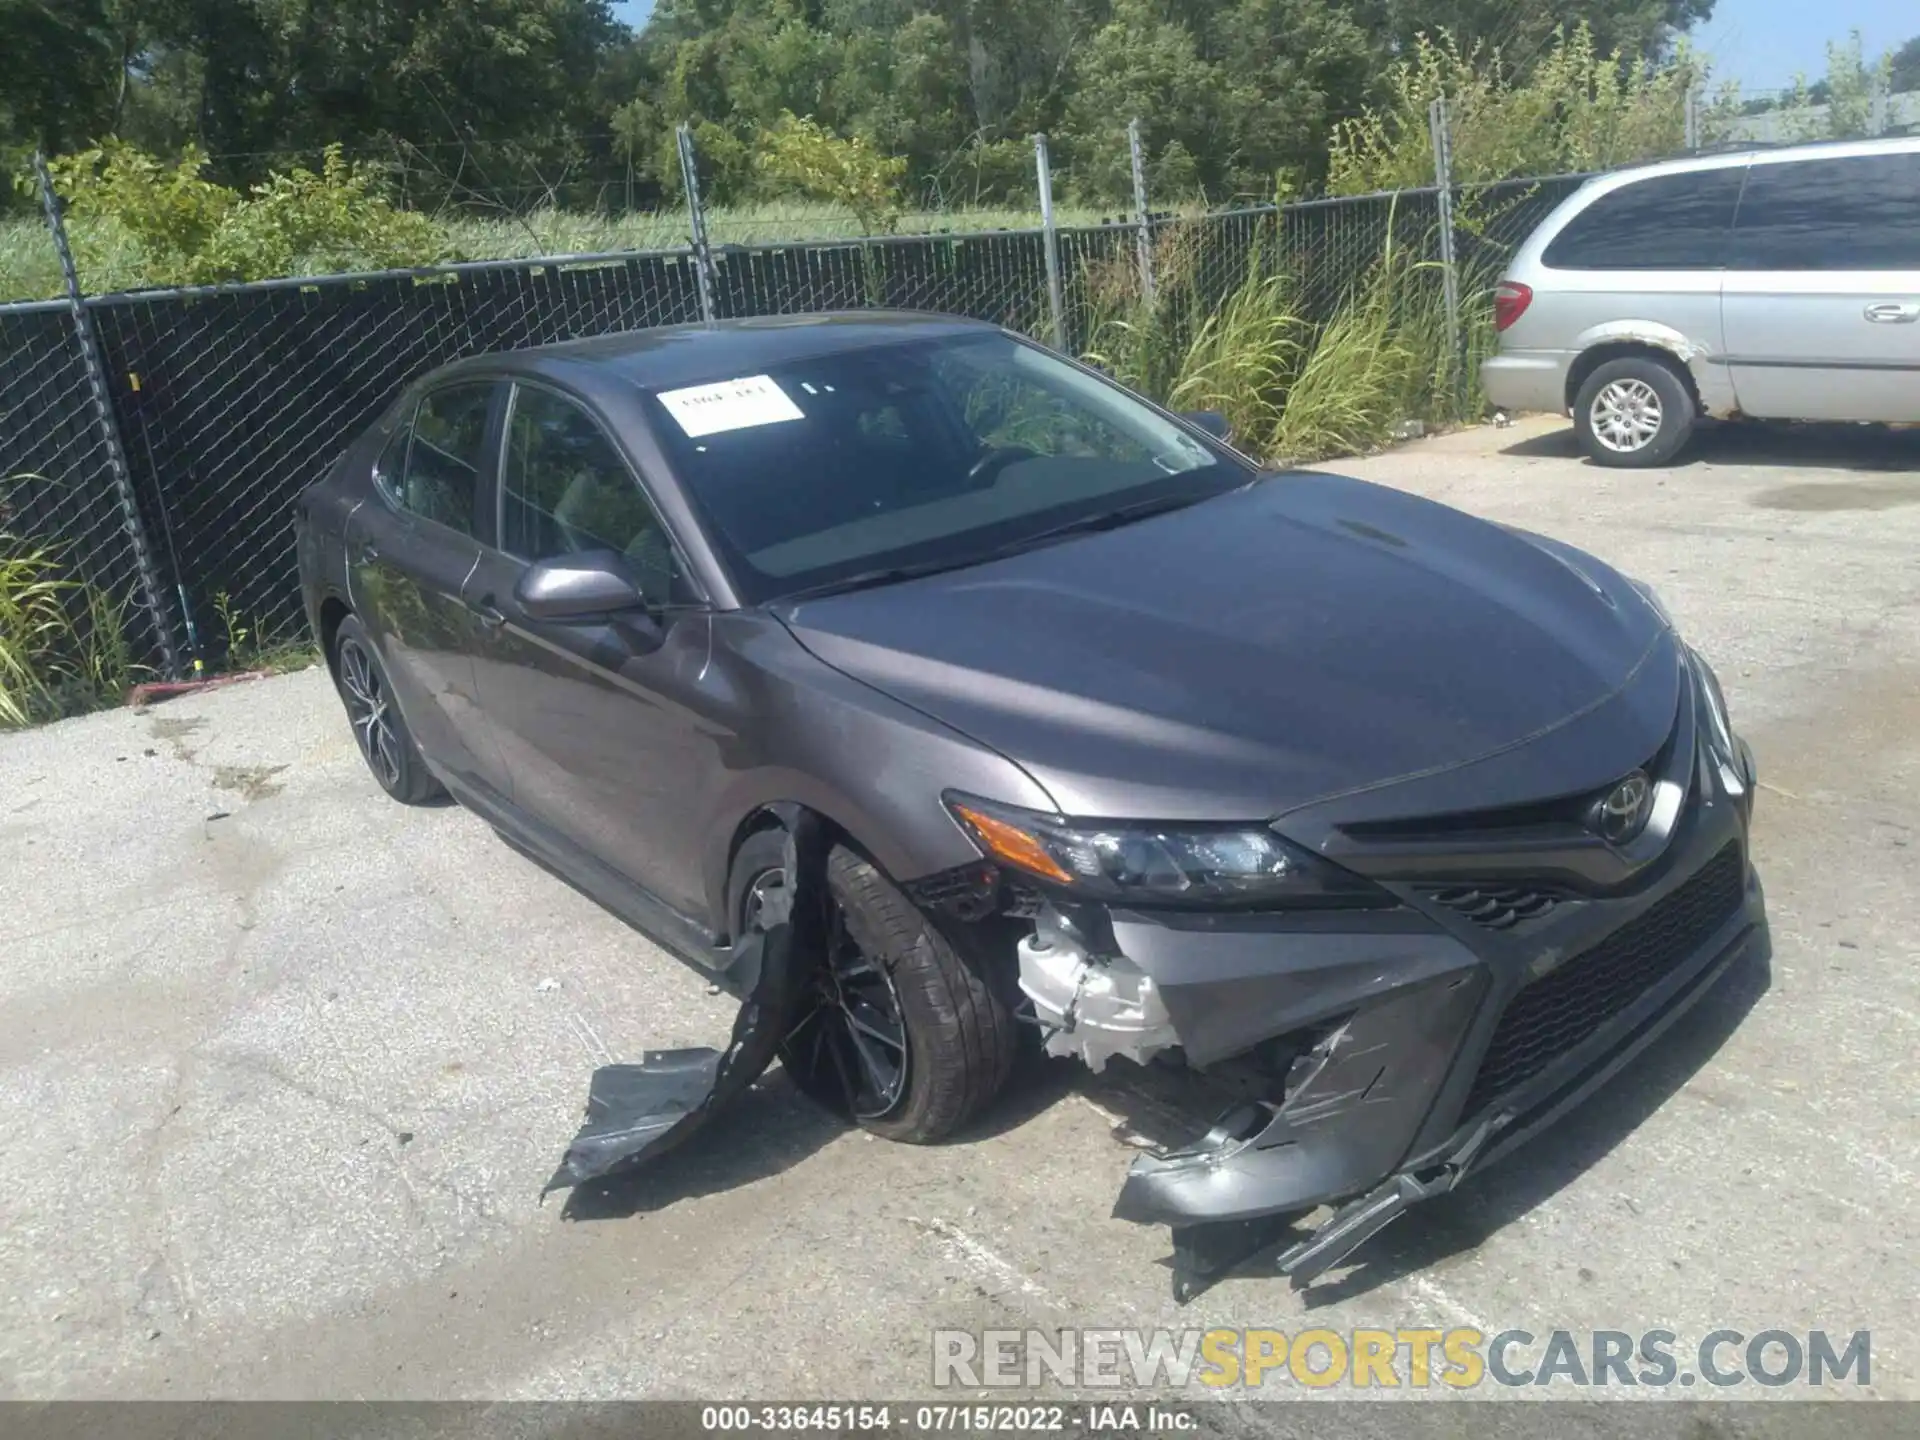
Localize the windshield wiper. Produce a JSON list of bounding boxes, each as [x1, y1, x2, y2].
[[775, 493, 1213, 605], [775, 555, 986, 604], [990, 492, 1210, 558]]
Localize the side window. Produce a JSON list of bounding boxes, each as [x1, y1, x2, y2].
[[1731, 153, 1920, 270], [1542, 168, 1744, 271], [500, 386, 683, 602], [389, 383, 493, 534]]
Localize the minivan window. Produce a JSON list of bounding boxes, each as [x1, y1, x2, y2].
[[1542, 168, 1744, 270], [1730, 152, 1920, 270]]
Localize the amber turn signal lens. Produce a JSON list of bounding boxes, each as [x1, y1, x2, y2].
[[951, 803, 1074, 884]]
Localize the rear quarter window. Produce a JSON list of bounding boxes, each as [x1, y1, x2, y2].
[[1730, 151, 1920, 270], [1542, 168, 1745, 271]]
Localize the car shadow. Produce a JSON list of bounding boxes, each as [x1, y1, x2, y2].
[[1502, 418, 1920, 473]]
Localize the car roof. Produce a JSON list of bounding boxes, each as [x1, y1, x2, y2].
[[1587, 131, 1920, 186], [431, 310, 999, 392]]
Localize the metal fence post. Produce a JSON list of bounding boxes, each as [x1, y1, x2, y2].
[[676, 123, 717, 323], [1032, 133, 1067, 351], [1427, 98, 1463, 391], [32, 153, 182, 680], [1684, 86, 1701, 151], [1127, 119, 1155, 308]]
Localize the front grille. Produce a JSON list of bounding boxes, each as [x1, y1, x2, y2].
[[1423, 883, 1568, 930], [1462, 844, 1747, 1115]]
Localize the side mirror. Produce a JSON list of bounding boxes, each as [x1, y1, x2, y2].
[[1180, 409, 1231, 442], [515, 549, 647, 622]]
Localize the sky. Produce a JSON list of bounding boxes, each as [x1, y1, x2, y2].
[[1692, 0, 1911, 93], [611, 0, 653, 30], [606, 0, 1914, 96]]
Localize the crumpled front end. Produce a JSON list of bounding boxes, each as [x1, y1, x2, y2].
[[991, 647, 1767, 1299]]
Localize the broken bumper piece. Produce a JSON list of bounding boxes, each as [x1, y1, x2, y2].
[[1092, 834, 1766, 1302], [543, 816, 820, 1201]]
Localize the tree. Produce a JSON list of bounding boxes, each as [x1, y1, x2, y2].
[[1890, 35, 1920, 94], [0, 0, 120, 156]]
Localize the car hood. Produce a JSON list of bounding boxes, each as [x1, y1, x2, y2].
[[777, 472, 1677, 821]]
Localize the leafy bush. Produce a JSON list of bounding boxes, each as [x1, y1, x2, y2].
[[1754, 32, 1897, 143], [1328, 25, 1699, 195], [755, 114, 907, 234], [45, 141, 452, 289]]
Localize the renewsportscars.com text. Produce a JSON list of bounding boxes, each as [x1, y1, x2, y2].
[[932, 1327, 1872, 1391]]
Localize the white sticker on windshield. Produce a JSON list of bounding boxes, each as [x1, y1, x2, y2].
[[656, 374, 805, 437]]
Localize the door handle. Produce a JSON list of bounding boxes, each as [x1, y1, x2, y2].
[[350, 539, 379, 564], [471, 600, 506, 630], [1863, 302, 1920, 324]]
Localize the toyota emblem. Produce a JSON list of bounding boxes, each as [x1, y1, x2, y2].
[[1590, 770, 1655, 845]]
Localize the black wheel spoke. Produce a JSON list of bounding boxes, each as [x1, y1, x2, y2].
[[841, 999, 905, 1055], [823, 1021, 863, 1112], [748, 859, 910, 1123], [838, 1005, 904, 1109], [339, 641, 398, 783]]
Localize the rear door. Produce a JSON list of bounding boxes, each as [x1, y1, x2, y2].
[[463, 380, 722, 921], [1534, 165, 1743, 383], [345, 379, 513, 799], [1722, 147, 1920, 422]]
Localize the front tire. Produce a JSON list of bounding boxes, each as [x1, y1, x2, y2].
[[330, 615, 445, 805], [1574, 356, 1695, 468], [733, 833, 1017, 1142]]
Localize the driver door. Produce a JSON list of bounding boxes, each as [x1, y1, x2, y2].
[[464, 380, 722, 921]]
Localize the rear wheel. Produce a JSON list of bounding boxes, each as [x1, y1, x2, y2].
[[331, 615, 445, 805], [1574, 356, 1695, 468], [731, 832, 1017, 1142]]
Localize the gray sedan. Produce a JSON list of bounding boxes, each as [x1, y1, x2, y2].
[[295, 313, 1766, 1299]]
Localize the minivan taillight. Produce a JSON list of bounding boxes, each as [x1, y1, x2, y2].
[[1493, 281, 1533, 333]]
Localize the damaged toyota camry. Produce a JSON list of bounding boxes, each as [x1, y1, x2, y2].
[[295, 312, 1766, 1300]]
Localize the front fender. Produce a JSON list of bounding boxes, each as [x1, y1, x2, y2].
[[695, 613, 1055, 940]]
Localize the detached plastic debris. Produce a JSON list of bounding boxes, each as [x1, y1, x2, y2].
[[541, 815, 819, 1200], [541, 1050, 731, 1194]]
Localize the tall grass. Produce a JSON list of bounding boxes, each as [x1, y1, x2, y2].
[[1083, 212, 1484, 466], [0, 476, 145, 726], [0, 544, 71, 726]]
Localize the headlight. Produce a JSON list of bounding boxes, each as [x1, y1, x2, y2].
[[945, 794, 1386, 909], [1629, 577, 1674, 630]]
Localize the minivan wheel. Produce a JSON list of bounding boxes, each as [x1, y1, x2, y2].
[[1573, 356, 1695, 468], [330, 615, 445, 805], [732, 831, 1017, 1142]]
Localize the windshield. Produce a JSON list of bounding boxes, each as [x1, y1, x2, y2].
[[641, 332, 1247, 605]]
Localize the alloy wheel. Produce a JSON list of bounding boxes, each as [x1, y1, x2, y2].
[[338, 638, 402, 789], [748, 870, 910, 1119], [1590, 378, 1664, 454]]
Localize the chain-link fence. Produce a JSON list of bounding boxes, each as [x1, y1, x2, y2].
[[0, 301, 174, 663], [0, 122, 1601, 683]]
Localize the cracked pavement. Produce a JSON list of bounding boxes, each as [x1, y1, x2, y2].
[[1, 416, 1916, 1402]]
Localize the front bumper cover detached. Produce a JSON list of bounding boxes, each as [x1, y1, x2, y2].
[[1038, 703, 1765, 1302]]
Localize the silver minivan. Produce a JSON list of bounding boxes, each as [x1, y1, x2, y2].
[[1483, 136, 1920, 467]]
